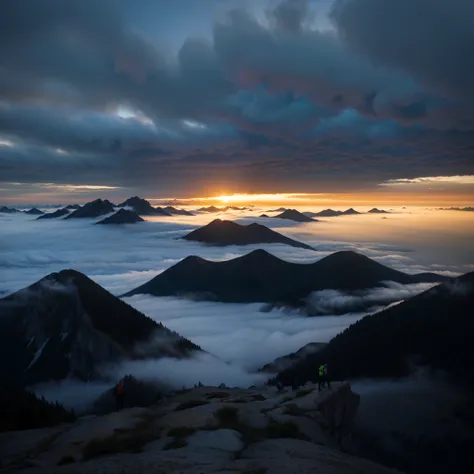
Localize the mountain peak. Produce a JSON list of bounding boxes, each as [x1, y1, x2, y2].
[[65, 199, 115, 219], [182, 219, 314, 250], [96, 209, 144, 225], [274, 209, 315, 222], [1, 270, 200, 386], [317, 250, 372, 265]]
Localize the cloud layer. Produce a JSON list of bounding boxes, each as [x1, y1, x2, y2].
[[0, 206, 471, 408]]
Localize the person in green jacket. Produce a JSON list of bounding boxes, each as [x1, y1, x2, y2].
[[318, 364, 331, 391]]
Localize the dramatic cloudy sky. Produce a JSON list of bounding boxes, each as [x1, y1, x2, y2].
[[1, 0, 473, 204]]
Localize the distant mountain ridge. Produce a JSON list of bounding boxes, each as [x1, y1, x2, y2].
[[163, 206, 194, 216], [273, 209, 316, 222], [182, 219, 314, 250], [0, 270, 200, 386], [24, 208, 44, 215], [36, 208, 71, 219], [368, 208, 390, 214], [0, 206, 19, 213], [65, 199, 115, 219], [123, 250, 449, 312], [118, 196, 170, 216], [439, 207, 474, 212], [96, 209, 144, 224], [304, 208, 363, 218]]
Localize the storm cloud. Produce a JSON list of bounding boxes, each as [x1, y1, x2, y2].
[[0, 0, 473, 200]]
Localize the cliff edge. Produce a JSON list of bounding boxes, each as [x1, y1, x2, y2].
[[0, 382, 400, 473]]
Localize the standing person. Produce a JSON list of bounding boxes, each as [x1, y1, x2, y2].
[[115, 379, 124, 411], [318, 364, 325, 391]]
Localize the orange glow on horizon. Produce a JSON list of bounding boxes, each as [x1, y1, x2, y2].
[[214, 193, 318, 204]]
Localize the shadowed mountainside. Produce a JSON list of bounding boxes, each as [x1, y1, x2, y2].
[[123, 250, 448, 311], [96, 209, 144, 225], [0, 270, 200, 387], [0, 387, 76, 432], [276, 271, 474, 386], [118, 196, 171, 216], [36, 208, 70, 219], [65, 199, 115, 219]]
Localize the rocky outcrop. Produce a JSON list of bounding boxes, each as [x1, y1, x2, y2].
[[0, 382, 399, 473]]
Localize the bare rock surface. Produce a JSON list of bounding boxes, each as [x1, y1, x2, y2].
[[0, 382, 401, 474]]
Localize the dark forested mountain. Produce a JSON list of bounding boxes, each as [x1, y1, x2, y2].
[[260, 342, 327, 374], [123, 250, 448, 310], [65, 199, 115, 219], [0, 387, 76, 431], [36, 208, 70, 219], [276, 272, 474, 386], [65, 204, 81, 210], [273, 209, 315, 222], [182, 219, 314, 250], [0, 271, 200, 387], [24, 208, 44, 215], [96, 209, 144, 225], [118, 196, 171, 216]]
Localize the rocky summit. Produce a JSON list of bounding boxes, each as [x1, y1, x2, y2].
[[0, 382, 398, 474]]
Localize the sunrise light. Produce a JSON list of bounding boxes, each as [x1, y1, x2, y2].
[[215, 193, 320, 204]]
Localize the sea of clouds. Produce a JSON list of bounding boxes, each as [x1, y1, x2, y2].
[[1, 206, 473, 409]]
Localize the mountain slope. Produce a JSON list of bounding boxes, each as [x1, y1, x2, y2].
[[123, 250, 448, 309], [273, 209, 315, 222], [0, 271, 200, 386], [182, 219, 314, 250], [260, 342, 327, 373], [36, 208, 70, 219], [65, 199, 115, 219], [96, 209, 144, 224], [276, 271, 474, 385]]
